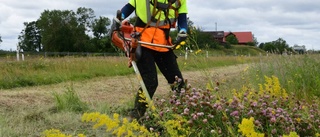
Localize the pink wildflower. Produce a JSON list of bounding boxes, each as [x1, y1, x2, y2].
[[270, 117, 276, 123], [230, 111, 239, 117], [184, 108, 189, 115], [203, 119, 208, 123]]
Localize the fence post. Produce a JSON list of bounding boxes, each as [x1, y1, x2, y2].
[[206, 50, 209, 58], [185, 47, 188, 60], [21, 49, 25, 61], [16, 45, 20, 61]]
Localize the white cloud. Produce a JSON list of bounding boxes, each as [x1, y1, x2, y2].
[[1, 0, 319, 50]]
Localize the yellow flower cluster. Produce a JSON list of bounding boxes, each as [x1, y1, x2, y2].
[[232, 85, 256, 100], [238, 117, 264, 137], [81, 112, 155, 137], [259, 75, 288, 98], [162, 114, 190, 137], [195, 49, 202, 54], [138, 89, 157, 112], [41, 129, 85, 137], [233, 75, 288, 100], [138, 90, 147, 104], [282, 132, 299, 137]]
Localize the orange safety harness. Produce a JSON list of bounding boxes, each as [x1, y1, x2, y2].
[[131, 0, 181, 51]]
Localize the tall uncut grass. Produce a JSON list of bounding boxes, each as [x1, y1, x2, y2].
[[0, 55, 259, 89], [42, 71, 320, 137], [41, 54, 319, 137], [0, 57, 130, 89], [53, 86, 88, 113], [1, 54, 320, 137], [247, 54, 320, 98]]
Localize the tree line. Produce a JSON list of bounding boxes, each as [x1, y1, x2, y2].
[[18, 7, 116, 52], [11, 7, 301, 54]]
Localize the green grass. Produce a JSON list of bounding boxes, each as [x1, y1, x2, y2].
[[0, 55, 260, 89], [0, 57, 131, 89], [246, 54, 320, 98], [1, 53, 320, 136], [52, 86, 88, 113], [178, 54, 257, 70]]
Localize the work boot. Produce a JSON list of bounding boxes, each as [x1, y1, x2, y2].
[[128, 108, 142, 121]]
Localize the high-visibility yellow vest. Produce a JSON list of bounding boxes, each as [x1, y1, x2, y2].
[[129, 0, 188, 27]]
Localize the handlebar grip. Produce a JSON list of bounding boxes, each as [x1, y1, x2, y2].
[[116, 10, 122, 20]]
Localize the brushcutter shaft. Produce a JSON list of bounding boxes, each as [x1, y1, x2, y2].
[[131, 61, 155, 109], [124, 37, 176, 49]]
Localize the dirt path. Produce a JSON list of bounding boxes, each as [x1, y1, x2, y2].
[[0, 64, 248, 109]]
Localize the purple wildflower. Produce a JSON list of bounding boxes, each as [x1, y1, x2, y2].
[[230, 111, 239, 117], [217, 105, 223, 111], [184, 108, 189, 115], [270, 117, 276, 123]]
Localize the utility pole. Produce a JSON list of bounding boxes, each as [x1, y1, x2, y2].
[[215, 22, 217, 31]]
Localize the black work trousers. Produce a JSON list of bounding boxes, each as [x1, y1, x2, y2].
[[133, 46, 184, 118]]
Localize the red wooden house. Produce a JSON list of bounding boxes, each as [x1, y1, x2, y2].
[[204, 31, 254, 45], [223, 32, 253, 45]]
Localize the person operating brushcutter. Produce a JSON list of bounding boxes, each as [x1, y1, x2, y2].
[[111, 0, 188, 121]]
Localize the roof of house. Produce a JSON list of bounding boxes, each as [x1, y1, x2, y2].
[[224, 32, 253, 43], [203, 31, 225, 39]]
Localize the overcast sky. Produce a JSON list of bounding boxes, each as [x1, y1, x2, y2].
[[1, 0, 319, 51]]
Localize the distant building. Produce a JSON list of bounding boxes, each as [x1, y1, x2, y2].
[[293, 45, 306, 54], [224, 32, 254, 45], [203, 31, 254, 45], [203, 31, 225, 43]]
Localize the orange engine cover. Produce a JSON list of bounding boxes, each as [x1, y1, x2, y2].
[[111, 21, 134, 51]]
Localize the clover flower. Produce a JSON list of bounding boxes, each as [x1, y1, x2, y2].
[[270, 116, 277, 123], [230, 111, 239, 117], [183, 108, 189, 115]]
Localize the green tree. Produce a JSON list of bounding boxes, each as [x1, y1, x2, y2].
[[90, 16, 113, 52], [247, 34, 258, 46], [260, 38, 290, 54], [18, 21, 42, 51], [225, 33, 238, 45], [258, 42, 265, 49], [262, 42, 275, 53], [92, 16, 110, 39], [37, 9, 90, 52], [272, 38, 289, 54], [198, 31, 219, 49], [76, 7, 95, 32]]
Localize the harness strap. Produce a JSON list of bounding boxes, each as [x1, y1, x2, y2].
[[133, 0, 181, 41]]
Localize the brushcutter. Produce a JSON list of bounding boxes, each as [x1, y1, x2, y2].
[[110, 10, 185, 110]]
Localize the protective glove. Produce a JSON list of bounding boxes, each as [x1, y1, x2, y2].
[[174, 29, 187, 49]]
